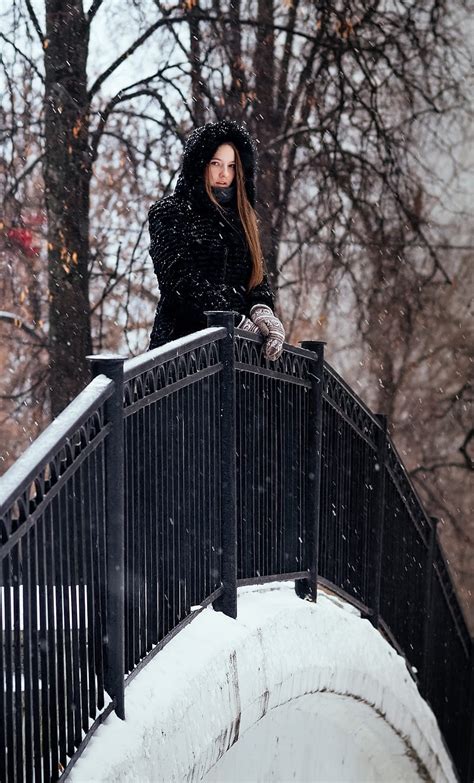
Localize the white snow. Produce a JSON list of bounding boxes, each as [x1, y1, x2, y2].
[[69, 583, 456, 783]]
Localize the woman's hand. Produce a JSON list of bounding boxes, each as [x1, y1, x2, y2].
[[250, 304, 285, 360]]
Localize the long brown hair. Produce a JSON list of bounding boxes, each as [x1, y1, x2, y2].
[[205, 143, 264, 290]]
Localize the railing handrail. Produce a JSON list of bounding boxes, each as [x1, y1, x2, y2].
[[123, 326, 226, 382], [0, 374, 114, 511], [323, 360, 382, 431]]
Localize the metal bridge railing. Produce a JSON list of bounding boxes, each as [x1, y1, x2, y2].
[[0, 312, 472, 782]]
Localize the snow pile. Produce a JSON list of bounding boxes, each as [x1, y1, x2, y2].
[[69, 583, 455, 783]]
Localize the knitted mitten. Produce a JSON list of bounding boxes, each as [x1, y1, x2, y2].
[[250, 304, 285, 360], [237, 315, 260, 335]]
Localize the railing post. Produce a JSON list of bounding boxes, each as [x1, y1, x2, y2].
[[206, 312, 237, 619], [88, 354, 126, 719], [368, 413, 388, 627], [295, 341, 325, 601], [421, 516, 438, 698]]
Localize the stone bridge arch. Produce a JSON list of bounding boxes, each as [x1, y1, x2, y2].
[[70, 584, 456, 783]]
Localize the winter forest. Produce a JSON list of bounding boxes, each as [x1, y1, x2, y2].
[[0, 1, 472, 626]]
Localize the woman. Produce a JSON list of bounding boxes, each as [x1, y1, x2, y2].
[[148, 120, 285, 359]]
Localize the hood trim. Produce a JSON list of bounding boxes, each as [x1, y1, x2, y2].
[[174, 120, 257, 208]]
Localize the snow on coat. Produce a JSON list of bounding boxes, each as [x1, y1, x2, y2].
[[148, 120, 274, 349]]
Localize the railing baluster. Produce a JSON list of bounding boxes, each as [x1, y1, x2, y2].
[[69, 470, 82, 749], [29, 524, 42, 780], [468, 642, 474, 783], [4, 546, 14, 782], [367, 414, 388, 627], [0, 540, 6, 783], [88, 355, 126, 720], [13, 527, 23, 782], [44, 501, 59, 780], [84, 453, 96, 719], [78, 463, 89, 735], [421, 516, 439, 697], [295, 341, 324, 600], [207, 312, 237, 619], [23, 528, 33, 781]]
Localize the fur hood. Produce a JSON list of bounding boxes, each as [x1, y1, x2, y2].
[[174, 120, 257, 207]]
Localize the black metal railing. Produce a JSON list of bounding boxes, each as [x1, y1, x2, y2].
[[0, 376, 114, 781], [0, 313, 472, 783]]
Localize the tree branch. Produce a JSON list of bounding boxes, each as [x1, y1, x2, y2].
[[87, 0, 105, 23], [0, 33, 45, 81], [88, 15, 189, 98], [25, 0, 45, 44], [0, 311, 47, 347]]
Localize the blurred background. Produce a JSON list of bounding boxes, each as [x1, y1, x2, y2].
[[1, 0, 472, 626]]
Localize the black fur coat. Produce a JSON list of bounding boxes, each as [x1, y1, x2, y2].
[[148, 121, 274, 349]]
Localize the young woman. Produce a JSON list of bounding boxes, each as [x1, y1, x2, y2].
[[148, 120, 285, 359]]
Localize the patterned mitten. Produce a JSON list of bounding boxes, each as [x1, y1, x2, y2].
[[237, 315, 260, 335], [250, 304, 285, 361]]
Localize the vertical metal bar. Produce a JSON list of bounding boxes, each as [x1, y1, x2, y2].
[[207, 373, 215, 592], [295, 341, 325, 600], [145, 400, 155, 648], [95, 440, 107, 710], [467, 640, 474, 783], [0, 546, 5, 783], [58, 482, 73, 760], [153, 397, 160, 645], [421, 516, 438, 698], [124, 414, 132, 671], [4, 547, 15, 782], [158, 400, 165, 642], [85, 453, 97, 719], [68, 469, 82, 749], [77, 463, 90, 734], [131, 401, 139, 665], [23, 529, 33, 781], [138, 404, 146, 659], [13, 530, 23, 782], [88, 354, 126, 720], [170, 389, 178, 626], [44, 501, 59, 779], [29, 524, 42, 780], [368, 413, 388, 627], [0, 534, 6, 783], [207, 312, 237, 619], [164, 395, 171, 637]]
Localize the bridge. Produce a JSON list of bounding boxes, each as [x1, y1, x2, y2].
[[1, 312, 472, 782]]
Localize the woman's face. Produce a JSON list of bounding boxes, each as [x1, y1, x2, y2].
[[207, 143, 236, 188]]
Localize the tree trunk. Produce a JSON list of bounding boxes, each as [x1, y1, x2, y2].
[[252, 0, 280, 295], [44, 1, 92, 417]]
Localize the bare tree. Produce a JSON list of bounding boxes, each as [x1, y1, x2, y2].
[[1, 1, 197, 415], [166, 0, 469, 299]]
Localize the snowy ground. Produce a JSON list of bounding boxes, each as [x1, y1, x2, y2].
[[69, 582, 456, 783]]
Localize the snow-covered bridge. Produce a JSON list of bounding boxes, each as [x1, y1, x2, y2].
[[69, 584, 457, 783], [1, 313, 472, 782]]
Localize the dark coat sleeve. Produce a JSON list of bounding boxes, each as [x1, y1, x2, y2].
[[245, 273, 275, 313], [149, 200, 246, 314]]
